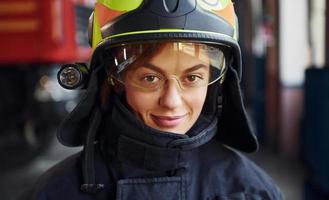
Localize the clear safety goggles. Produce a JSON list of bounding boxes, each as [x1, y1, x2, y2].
[[105, 41, 228, 92]]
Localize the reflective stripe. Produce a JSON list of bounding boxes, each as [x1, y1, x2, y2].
[[92, 11, 103, 48], [0, 1, 37, 15], [100, 29, 232, 45], [0, 19, 39, 32], [51, 0, 63, 42]]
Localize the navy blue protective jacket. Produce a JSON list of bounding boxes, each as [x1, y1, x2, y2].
[[28, 97, 284, 200]]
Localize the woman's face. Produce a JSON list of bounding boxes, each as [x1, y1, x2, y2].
[[123, 43, 209, 134]]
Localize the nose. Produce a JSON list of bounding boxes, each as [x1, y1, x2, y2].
[[159, 79, 183, 109]]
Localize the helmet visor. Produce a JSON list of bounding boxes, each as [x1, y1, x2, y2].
[[105, 41, 227, 92]]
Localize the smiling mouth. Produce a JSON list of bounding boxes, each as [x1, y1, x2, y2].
[[151, 114, 187, 128]]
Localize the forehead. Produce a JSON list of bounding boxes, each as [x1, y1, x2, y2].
[[148, 42, 211, 71], [109, 42, 221, 75], [151, 42, 211, 60]]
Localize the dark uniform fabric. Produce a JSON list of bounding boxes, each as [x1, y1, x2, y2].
[[28, 97, 284, 200]]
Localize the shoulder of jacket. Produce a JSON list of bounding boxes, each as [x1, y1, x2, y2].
[[200, 143, 284, 199], [27, 152, 83, 200]]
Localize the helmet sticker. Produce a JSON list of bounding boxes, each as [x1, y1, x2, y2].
[[198, 0, 236, 37], [198, 0, 230, 10], [94, 3, 125, 27]]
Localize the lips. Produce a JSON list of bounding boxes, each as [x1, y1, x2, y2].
[[151, 114, 187, 128]]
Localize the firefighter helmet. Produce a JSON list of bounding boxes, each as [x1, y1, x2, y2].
[[57, 0, 258, 154], [88, 0, 242, 78]]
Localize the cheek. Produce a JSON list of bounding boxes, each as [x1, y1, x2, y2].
[[187, 88, 208, 112], [125, 86, 156, 114]]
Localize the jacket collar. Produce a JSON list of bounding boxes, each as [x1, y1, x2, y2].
[[101, 97, 218, 171]]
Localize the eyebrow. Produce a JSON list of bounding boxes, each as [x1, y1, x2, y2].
[[141, 63, 208, 74], [184, 64, 209, 73]]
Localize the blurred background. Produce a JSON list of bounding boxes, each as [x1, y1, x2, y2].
[[0, 0, 327, 199]]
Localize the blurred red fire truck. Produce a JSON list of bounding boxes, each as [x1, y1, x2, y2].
[[0, 0, 95, 169]]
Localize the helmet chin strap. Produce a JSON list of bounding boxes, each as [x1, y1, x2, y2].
[[80, 106, 105, 193], [217, 87, 223, 118]]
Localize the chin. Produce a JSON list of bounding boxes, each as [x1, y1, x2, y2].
[[146, 114, 195, 134]]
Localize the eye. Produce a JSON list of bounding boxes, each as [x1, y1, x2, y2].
[[142, 75, 160, 83], [181, 74, 206, 88], [185, 74, 203, 82]]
